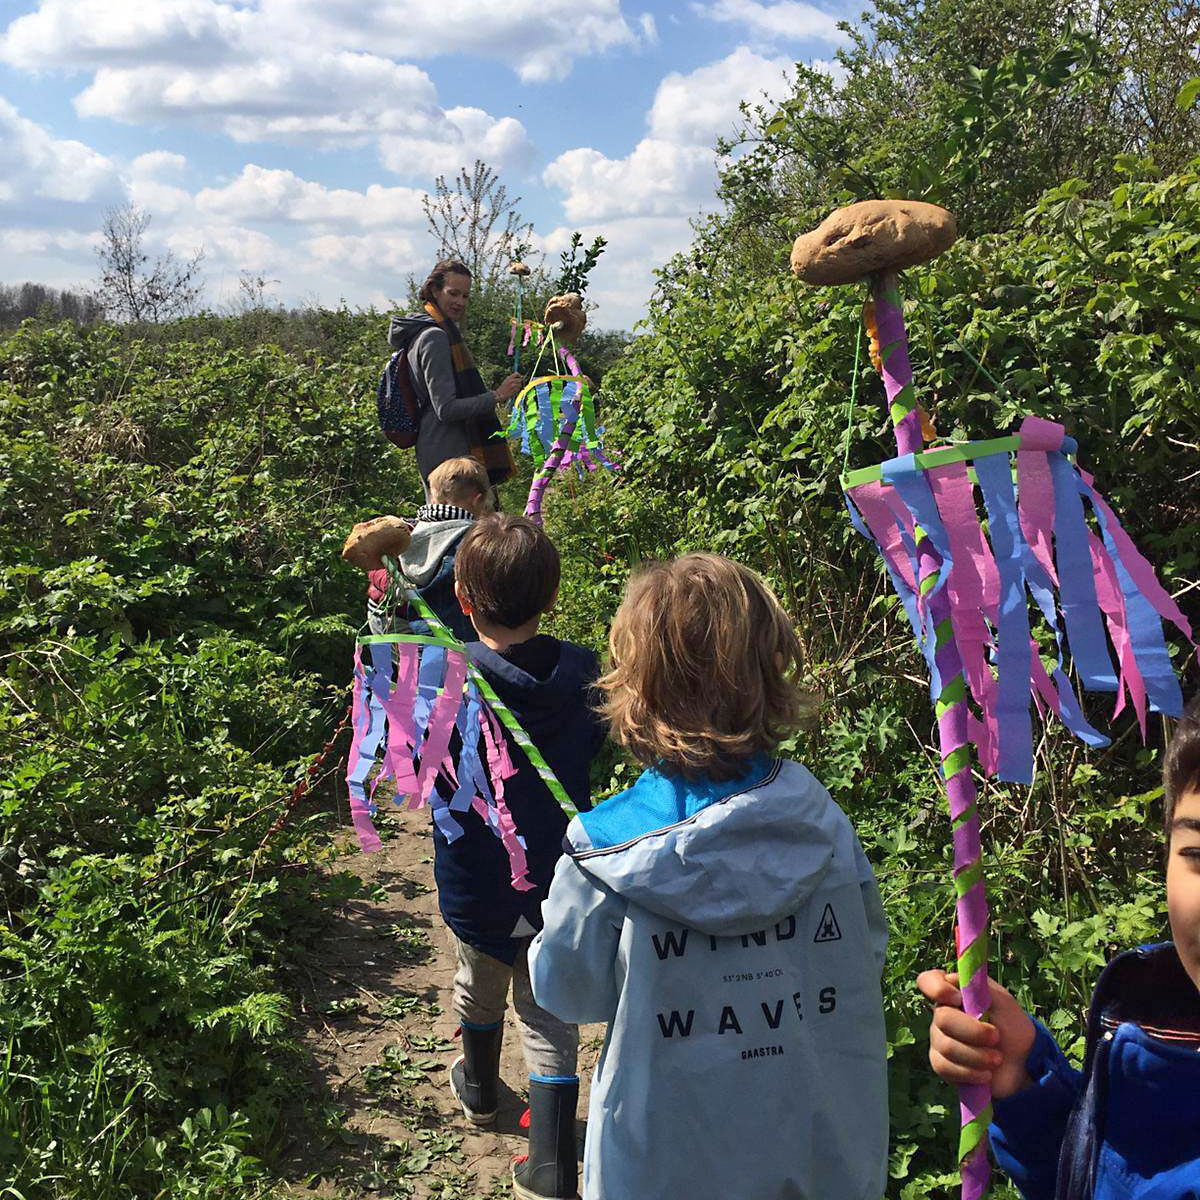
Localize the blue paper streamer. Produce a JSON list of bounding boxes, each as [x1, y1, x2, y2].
[[534, 383, 554, 459], [1078, 475, 1184, 716], [843, 491, 942, 698], [975, 452, 1035, 783], [1046, 452, 1117, 691], [347, 642, 395, 815]]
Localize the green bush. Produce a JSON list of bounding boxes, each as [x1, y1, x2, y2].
[[0, 317, 420, 1196], [538, 155, 1199, 1195]]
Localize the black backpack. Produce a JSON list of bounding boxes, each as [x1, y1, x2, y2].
[[376, 349, 423, 448]]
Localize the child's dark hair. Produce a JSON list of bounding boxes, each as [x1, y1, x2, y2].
[[455, 514, 559, 630], [418, 258, 471, 304], [1164, 694, 1200, 843]]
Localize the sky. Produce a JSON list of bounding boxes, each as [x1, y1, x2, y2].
[[0, 0, 854, 331]]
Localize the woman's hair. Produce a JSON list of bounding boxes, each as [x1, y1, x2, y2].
[[597, 554, 814, 780], [418, 258, 472, 304], [455, 513, 560, 630], [1164, 693, 1200, 844], [427, 456, 492, 512]]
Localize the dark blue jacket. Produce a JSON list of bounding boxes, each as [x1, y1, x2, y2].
[[991, 942, 1200, 1200], [432, 635, 606, 965]]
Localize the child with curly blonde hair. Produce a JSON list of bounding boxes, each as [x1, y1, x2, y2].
[[528, 554, 889, 1200]]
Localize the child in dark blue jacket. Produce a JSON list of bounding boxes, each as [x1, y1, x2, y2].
[[442, 513, 606, 1200], [918, 698, 1200, 1200]]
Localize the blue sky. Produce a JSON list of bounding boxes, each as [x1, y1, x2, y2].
[[0, 1, 852, 329]]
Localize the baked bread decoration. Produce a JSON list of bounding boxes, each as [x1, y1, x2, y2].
[[341, 516, 412, 571], [790, 200, 957, 285]]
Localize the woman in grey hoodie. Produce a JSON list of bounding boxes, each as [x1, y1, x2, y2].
[[529, 554, 889, 1200], [388, 259, 522, 493]]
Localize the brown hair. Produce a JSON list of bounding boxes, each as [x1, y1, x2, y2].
[[455, 514, 560, 630], [427, 456, 492, 511], [1164, 694, 1200, 844], [419, 258, 471, 304], [597, 554, 813, 780]]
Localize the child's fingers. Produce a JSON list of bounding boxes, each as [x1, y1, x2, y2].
[[916, 969, 962, 1007], [928, 1042, 995, 1087], [932, 1005, 1001, 1051]]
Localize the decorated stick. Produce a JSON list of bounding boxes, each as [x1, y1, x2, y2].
[[379, 555, 578, 819], [791, 201, 991, 1200], [525, 382, 584, 526], [872, 269, 992, 1200], [509, 260, 531, 373]]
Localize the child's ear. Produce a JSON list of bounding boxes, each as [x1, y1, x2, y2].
[[454, 579, 473, 615]]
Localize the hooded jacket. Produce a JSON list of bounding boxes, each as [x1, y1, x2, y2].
[[432, 635, 606, 965], [366, 504, 476, 643], [990, 941, 1200, 1200], [388, 315, 500, 484], [528, 756, 889, 1200]]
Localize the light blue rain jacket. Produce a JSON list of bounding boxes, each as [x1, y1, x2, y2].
[[529, 755, 889, 1200]]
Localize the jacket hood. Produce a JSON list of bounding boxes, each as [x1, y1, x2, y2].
[[567, 758, 844, 936], [468, 640, 598, 746], [399, 517, 472, 587], [388, 313, 437, 352]]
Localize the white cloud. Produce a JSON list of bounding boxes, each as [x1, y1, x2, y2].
[[2, 1, 541, 177], [0, 96, 121, 212], [0, 0, 250, 69], [543, 47, 793, 223], [378, 108, 535, 178], [0, 227, 103, 255], [0, 98, 439, 312], [260, 0, 647, 83], [693, 0, 846, 45], [545, 141, 716, 223], [648, 45, 792, 144], [195, 165, 428, 231]]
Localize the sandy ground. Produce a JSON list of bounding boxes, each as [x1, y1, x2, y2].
[[283, 803, 602, 1199]]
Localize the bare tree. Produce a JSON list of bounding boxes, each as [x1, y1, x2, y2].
[[422, 160, 533, 289], [96, 203, 204, 322], [234, 270, 280, 312]]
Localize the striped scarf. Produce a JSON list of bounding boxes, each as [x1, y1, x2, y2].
[[425, 301, 514, 486]]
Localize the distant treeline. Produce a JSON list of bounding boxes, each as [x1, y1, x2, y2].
[[0, 281, 105, 329]]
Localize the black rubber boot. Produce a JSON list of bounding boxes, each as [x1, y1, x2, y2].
[[449, 1022, 503, 1126], [511, 1077, 579, 1199]]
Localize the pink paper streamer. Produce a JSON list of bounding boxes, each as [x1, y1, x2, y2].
[[848, 480, 919, 594], [412, 652, 469, 806], [1080, 471, 1194, 643], [1089, 531, 1147, 733], [928, 461, 1001, 773], [1017, 450, 1059, 587], [377, 643, 421, 798], [480, 705, 532, 891], [506, 320, 515, 357]]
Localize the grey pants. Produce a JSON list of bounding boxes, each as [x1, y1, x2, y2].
[[452, 934, 578, 1079]]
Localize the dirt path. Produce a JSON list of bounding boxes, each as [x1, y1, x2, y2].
[[284, 802, 601, 1199]]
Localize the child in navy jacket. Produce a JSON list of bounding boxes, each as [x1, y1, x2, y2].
[[918, 697, 1200, 1200]]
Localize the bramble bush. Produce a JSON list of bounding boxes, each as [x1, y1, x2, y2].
[[540, 154, 1200, 1196], [0, 318, 420, 1196]]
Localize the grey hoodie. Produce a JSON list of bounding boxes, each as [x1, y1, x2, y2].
[[529, 756, 889, 1200], [388, 315, 498, 484]]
